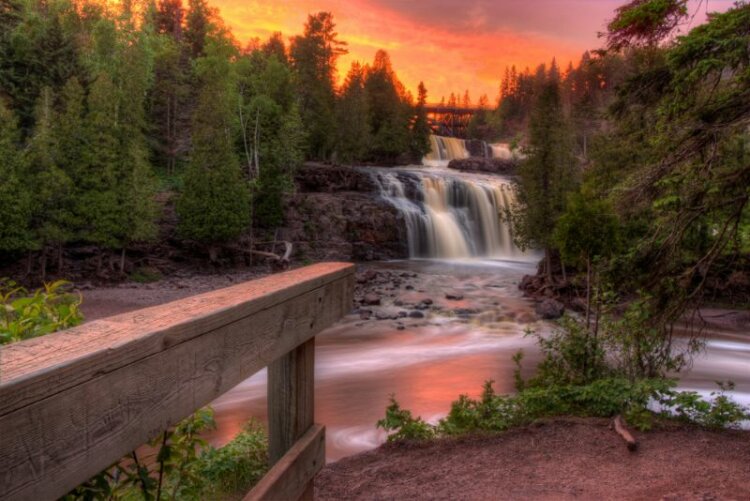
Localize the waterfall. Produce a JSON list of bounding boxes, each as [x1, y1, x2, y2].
[[423, 135, 521, 165], [423, 136, 470, 166], [371, 169, 525, 260]]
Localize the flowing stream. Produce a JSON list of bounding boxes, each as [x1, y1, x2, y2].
[[207, 151, 750, 460]]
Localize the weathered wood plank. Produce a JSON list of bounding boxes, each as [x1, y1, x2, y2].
[[0, 262, 353, 415], [244, 424, 325, 501], [268, 338, 315, 464], [0, 263, 354, 501]]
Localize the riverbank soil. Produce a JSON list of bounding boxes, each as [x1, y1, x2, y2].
[[315, 418, 750, 500]]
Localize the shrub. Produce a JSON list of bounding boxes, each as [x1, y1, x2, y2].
[[0, 279, 83, 345]]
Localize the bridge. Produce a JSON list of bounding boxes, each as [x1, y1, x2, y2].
[[0, 263, 355, 501], [423, 104, 481, 138]]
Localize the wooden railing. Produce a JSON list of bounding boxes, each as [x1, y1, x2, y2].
[[0, 262, 355, 501]]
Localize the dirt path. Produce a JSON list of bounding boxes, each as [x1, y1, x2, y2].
[[315, 418, 750, 500]]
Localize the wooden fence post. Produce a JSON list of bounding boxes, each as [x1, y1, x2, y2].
[[268, 337, 316, 499]]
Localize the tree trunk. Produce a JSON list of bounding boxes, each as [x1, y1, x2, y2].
[[40, 250, 47, 283], [120, 248, 126, 274], [545, 248, 553, 282], [585, 255, 592, 329], [57, 244, 64, 272], [208, 245, 219, 263]]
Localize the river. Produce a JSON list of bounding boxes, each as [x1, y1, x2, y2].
[[205, 257, 750, 462]]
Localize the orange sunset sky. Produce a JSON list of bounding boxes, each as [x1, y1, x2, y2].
[[210, 0, 734, 102]]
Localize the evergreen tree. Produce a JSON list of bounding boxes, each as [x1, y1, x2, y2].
[[117, 23, 159, 268], [77, 73, 123, 259], [364, 50, 411, 163], [238, 48, 305, 228], [177, 38, 250, 260], [289, 12, 347, 160], [410, 81, 432, 160], [25, 87, 74, 272], [0, 99, 31, 255], [512, 65, 578, 279], [336, 61, 371, 164]]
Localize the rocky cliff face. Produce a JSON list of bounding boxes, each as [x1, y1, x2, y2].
[[279, 164, 409, 262]]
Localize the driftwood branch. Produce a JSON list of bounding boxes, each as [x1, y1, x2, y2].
[[613, 415, 638, 451], [246, 241, 293, 270]]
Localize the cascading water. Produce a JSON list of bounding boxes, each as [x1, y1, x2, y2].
[[371, 169, 524, 260], [423, 136, 470, 166]]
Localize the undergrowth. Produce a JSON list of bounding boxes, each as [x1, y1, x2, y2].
[[65, 408, 268, 500], [379, 312, 749, 442]]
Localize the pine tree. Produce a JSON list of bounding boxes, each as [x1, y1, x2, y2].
[[512, 65, 578, 279], [336, 61, 371, 163], [77, 73, 123, 260], [410, 81, 432, 160], [364, 50, 411, 163], [289, 12, 347, 160], [0, 99, 31, 255], [25, 87, 74, 273], [177, 38, 250, 260], [117, 25, 159, 269]]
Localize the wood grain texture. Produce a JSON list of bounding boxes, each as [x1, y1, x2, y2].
[[243, 424, 325, 501], [0, 263, 354, 501], [268, 338, 315, 464]]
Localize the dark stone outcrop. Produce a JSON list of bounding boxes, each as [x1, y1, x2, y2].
[[295, 162, 378, 193], [535, 299, 565, 320], [279, 163, 409, 262], [447, 157, 517, 176]]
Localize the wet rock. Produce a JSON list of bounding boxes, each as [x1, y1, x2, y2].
[[454, 308, 479, 317], [359, 309, 372, 320], [394, 299, 404, 306], [375, 311, 392, 320], [535, 299, 565, 320], [445, 292, 464, 301], [362, 293, 381, 306], [398, 311, 408, 318], [421, 298, 434, 305], [408, 310, 425, 319], [405, 285, 414, 290], [447, 157, 517, 175], [396, 324, 406, 331]]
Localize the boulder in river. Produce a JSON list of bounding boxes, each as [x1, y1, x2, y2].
[[362, 293, 381, 306], [535, 299, 565, 320]]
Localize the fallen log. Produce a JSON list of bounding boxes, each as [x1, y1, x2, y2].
[[246, 241, 293, 271], [613, 415, 638, 451]]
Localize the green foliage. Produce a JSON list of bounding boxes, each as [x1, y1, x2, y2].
[[65, 409, 268, 501], [335, 61, 371, 163], [528, 316, 609, 387], [553, 192, 621, 269], [380, 376, 748, 443], [377, 395, 436, 442], [0, 279, 83, 345], [0, 99, 32, 255], [511, 63, 578, 276], [606, 0, 688, 50], [177, 38, 250, 252], [289, 12, 347, 160], [410, 81, 432, 160], [364, 50, 413, 163], [191, 420, 268, 497]]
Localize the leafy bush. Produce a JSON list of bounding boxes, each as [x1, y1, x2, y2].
[[377, 396, 436, 442], [379, 378, 748, 442], [65, 408, 268, 500], [0, 279, 83, 345]]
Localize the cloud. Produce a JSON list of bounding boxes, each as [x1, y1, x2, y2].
[[209, 0, 736, 102]]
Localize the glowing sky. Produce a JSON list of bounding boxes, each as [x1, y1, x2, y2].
[[211, 0, 735, 103]]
